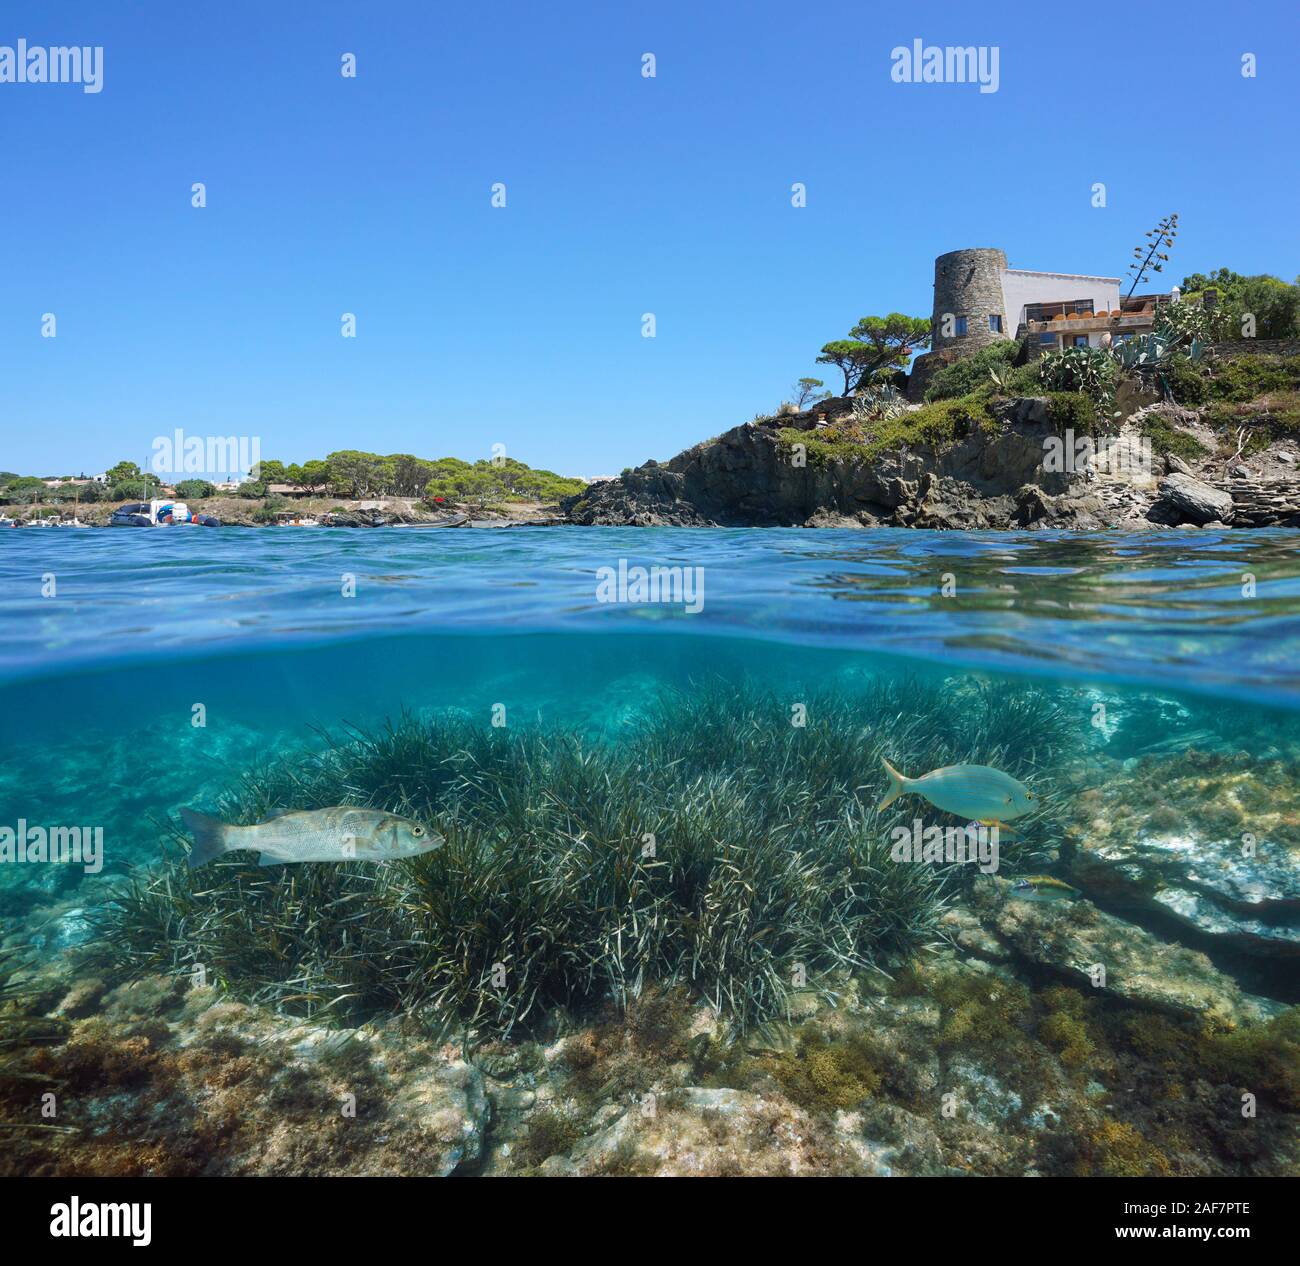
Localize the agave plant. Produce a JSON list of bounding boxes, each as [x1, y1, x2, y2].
[[1110, 331, 1204, 401], [1110, 332, 1204, 372], [851, 382, 907, 423]]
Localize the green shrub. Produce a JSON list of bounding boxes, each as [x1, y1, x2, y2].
[[779, 394, 996, 465], [250, 495, 288, 524], [1203, 392, 1300, 453], [994, 363, 1045, 398], [1163, 356, 1210, 406], [889, 395, 996, 453], [1138, 414, 1208, 460], [175, 479, 216, 499], [1204, 354, 1300, 404], [924, 342, 1019, 401], [1045, 392, 1098, 434]]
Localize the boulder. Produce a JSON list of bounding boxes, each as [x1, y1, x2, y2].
[[1066, 752, 1300, 968], [1147, 473, 1235, 526]]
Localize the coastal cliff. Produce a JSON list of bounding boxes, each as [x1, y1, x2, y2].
[[566, 397, 1112, 530], [564, 395, 1300, 531]]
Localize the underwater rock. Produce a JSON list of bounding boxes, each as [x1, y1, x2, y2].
[[7, 978, 491, 1177], [1068, 755, 1300, 965], [553, 1086, 872, 1176], [843, 1102, 951, 1177], [28, 907, 92, 953], [940, 906, 1012, 963], [978, 887, 1280, 1026]]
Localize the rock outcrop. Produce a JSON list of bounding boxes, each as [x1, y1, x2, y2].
[[1066, 749, 1300, 973], [566, 399, 1106, 530], [565, 394, 1300, 530]]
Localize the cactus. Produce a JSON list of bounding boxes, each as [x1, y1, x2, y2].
[[1039, 345, 1118, 414]]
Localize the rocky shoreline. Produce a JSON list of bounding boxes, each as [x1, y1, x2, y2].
[[13, 398, 1296, 533], [564, 396, 1300, 531]]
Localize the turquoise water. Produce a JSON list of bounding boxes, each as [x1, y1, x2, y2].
[[2, 527, 1299, 995]]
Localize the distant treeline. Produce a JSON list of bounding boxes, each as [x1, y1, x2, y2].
[[0, 451, 586, 507]]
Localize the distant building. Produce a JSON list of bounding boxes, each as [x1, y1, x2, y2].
[[908, 247, 1174, 399]]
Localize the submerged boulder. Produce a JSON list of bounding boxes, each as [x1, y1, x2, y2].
[[1067, 753, 1300, 970], [972, 885, 1281, 1027], [542, 1086, 871, 1176], [6, 979, 491, 1177]]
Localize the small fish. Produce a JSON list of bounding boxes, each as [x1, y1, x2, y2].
[[180, 806, 443, 869], [878, 757, 1036, 823], [1008, 876, 1082, 904]]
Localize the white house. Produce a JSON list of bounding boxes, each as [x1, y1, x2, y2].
[[1000, 269, 1121, 352]]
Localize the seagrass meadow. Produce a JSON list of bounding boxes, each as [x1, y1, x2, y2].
[[83, 678, 1071, 1035]]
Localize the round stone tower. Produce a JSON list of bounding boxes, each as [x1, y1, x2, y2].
[[930, 247, 1011, 356]]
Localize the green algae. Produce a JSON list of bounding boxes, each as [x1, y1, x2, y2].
[[517, 1108, 584, 1168]]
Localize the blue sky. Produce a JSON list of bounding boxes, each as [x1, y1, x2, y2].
[[2, 0, 1296, 479]]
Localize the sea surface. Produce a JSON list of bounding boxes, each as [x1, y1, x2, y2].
[[2, 526, 1299, 950]]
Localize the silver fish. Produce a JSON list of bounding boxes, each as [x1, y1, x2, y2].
[[878, 757, 1036, 822], [181, 806, 442, 869]]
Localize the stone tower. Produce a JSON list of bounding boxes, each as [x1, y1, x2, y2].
[[930, 247, 1011, 355], [907, 247, 1013, 400]]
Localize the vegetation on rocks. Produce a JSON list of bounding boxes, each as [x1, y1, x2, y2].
[[924, 341, 1020, 402], [779, 393, 998, 466], [1138, 412, 1209, 460]]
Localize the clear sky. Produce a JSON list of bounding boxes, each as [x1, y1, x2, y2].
[[2, 0, 1297, 479]]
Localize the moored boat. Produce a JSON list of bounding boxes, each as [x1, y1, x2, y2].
[[110, 499, 220, 527]]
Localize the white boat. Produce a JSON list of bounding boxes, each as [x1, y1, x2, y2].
[[110, 499, 220, 528]]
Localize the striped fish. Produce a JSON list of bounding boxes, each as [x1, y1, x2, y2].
[[878, 757, 1036, 822], [1009, 876, 1082, 903]]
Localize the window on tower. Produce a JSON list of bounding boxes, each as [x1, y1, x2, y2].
[[954, 316, 968, 336], [989, 314, 1003, 333]]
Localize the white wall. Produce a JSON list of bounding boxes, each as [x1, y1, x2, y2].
[[1000, 269, 1121, 328]]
